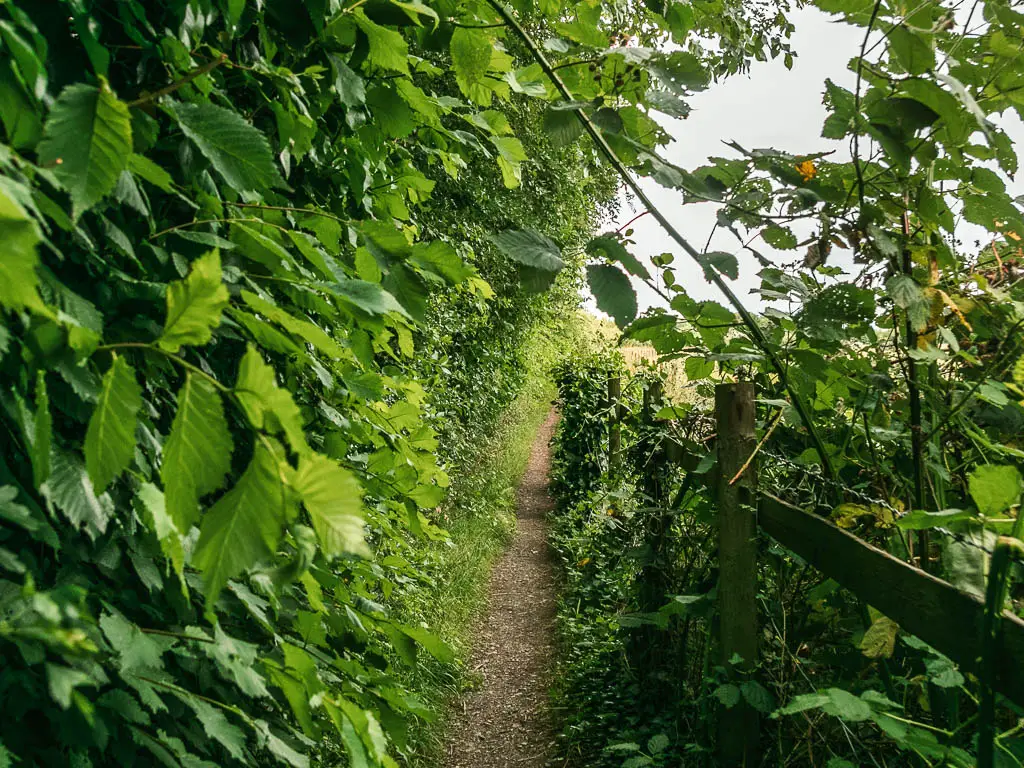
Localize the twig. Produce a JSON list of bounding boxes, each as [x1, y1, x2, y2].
[[729, 407, 783, 486], [128, 54, 228, 108]]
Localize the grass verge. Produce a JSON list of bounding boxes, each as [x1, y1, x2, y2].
[[399, 340, 558, 766]]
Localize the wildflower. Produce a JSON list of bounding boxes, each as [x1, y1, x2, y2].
[[796, 160, 816, 182]]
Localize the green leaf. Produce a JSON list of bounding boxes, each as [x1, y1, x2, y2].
[[0, 486, 58, 549], [294, 453, 369, 557], [193, 440, 291, 603], [701, 251, 739, 280], [100, 611, 170, 672], [741, 681, 775, 713], [886, 274, 929, 332], [138, 482, 185, 580], [713, 683, 741, 708], [895, 508, 973, 530], [234, 345, 308, 455], [888, 25, 934, 75], [157, 250, 229, 352], [824, 688, 872, 722], [128, 153, 175, 192], [37, 78, 132, 218], [328, 54, 366, 108], [240, 290, 346, 359], [168, 101, 284, 193], [85, 356, 142, 492], [762, 225, 798, 249], [968, 464, 1023, 516], [328, 279, 411, 318], [31, 371, 51, 487], [490, 229, 564, 272], [860, 615, 899, 658], [647, 733, 669, 755], [451, 28, 493, 104], [163, 374, 233, 532], [42, 448, 112, 538], [46, 664, 96, 709], [587, 264, 637, 328], [586, 234, 651, 280], [0, 182, 45, 313], [353, 10, 409, 74], [543, 106, 585, 146]]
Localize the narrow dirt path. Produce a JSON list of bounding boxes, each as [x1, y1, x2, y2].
[[446, 410, 559, 768]]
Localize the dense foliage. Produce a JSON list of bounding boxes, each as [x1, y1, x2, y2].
[[539, 0, 1024, 765], [0, 0, 626, 765]]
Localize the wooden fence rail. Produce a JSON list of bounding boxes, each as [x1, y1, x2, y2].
[[615, 378, 1024, 766]]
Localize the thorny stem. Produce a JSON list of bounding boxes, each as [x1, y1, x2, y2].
[[487, 0, 839, 487]]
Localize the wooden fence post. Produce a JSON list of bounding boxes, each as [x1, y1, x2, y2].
[[608, 374, 622, 469], [715, 382, 759, 766]]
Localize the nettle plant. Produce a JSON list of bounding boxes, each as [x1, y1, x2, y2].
[[0, 0, 799, 765]]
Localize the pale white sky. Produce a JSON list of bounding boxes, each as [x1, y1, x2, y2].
[[585, 5, 1024, 319]]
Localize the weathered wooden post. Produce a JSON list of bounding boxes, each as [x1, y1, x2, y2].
[[715, 382, 759, 766], [608, 374, 622, 470]]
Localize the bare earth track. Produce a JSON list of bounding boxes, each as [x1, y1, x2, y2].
[[446, 410, 559, 768]]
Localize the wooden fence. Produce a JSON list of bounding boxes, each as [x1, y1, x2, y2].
[[605, 376, 1024, 766]]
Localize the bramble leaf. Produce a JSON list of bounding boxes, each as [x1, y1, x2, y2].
[[490, 229, 564, 272], [968, 464, 1022, 516], [0, 184, 45, 313], [587, 264, 638, 328]]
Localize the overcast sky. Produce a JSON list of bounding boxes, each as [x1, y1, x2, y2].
[[585, 5, 1024, 319]]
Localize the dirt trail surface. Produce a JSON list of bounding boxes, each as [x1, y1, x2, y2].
[[446, 410, 559, 768]]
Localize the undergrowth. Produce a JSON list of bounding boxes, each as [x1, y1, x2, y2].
[[399, 320, 587, 766]]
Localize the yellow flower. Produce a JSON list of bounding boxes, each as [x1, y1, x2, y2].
[[796, 160, 817, 182], [578, 557, 592, 567]]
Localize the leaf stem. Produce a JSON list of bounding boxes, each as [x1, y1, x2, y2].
[[95, 342, 231, 393], [128, 54, 228, 108]]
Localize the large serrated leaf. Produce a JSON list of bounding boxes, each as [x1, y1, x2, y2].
[[42, 448, 113, 539], [353, 10, 409, 74], [328, 279, 410, 318], [0, 183, 45, 313], [451, 28, 493, 104], [586, 233, 651, 280], [193, 440, 291, 604], [168, 101, 284, 194], [241, 290, 346, 359], [587, 263, 637, 328], [158, 250, 229, 352], [138, 482, 185, 581], [294, 453, 368, 557], [162, 374, 233, 533], [38, 79, 132, 218], [490, 229, 564, 272], [85, 357, 142, 492], [234, 345, 308, 455]]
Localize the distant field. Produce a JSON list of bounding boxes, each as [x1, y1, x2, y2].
[[620, 344, 701, 405]]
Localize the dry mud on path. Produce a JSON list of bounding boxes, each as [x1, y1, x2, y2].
[[445, 410, 559, 768]]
